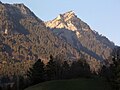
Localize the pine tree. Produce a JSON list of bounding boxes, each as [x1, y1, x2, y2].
[[27, 59, 45, 85], [61, 61, 70, 79], [70, 59, 91, 78], [108, 47, 120, 89], [45, 55, 57, 80]]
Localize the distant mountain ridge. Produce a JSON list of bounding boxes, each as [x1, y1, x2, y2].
[[45, 11, 115, 65]]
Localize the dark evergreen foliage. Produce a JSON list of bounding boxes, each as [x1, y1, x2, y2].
[[110, 47, 120, 89], [27, 59, 45, 85], [69, 59, 91, 78], [45, 55, 61, 80], [100, 47, 120, 90], [26, 55, 92, 87], [61, 61, 70, 79]]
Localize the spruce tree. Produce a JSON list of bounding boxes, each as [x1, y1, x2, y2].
[[45, 55, 57, 80], [62, 61, 70, 79], [101, 47, 120, 89], [110, 47, 120, 89], [27, 59, 45, 85]]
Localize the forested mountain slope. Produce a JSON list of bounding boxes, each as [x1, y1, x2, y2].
[[0, 2, 80, 76], [46, 11, 115, 70]]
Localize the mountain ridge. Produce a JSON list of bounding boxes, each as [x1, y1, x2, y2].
[[45, 11, 115, 65]]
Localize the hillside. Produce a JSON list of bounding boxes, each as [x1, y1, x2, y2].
[[0, 2, 80, 76], [46, 11, 115, 70], [25, 78, 112, 90]]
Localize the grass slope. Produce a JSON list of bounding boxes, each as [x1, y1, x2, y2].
[[25, 78, 112, 90]]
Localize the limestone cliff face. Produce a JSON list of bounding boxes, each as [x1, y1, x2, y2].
[[46, 11, 115, 71], [46, 11, 90, 31]]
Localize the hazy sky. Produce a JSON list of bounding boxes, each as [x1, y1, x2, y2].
[[1, 0, 120, 45]]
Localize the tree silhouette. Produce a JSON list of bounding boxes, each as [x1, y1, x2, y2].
[[27, 59, 45, 85], [45, 55, 57, 80], [100, 47, 120, 90], [61, 61, 70, 79], [110, 47, 120, 89], [70, 59, 91, 78]]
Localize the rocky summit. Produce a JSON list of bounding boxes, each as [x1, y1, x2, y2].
[[46, 11, 115, 70]]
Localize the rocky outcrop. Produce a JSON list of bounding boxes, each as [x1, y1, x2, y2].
[[46, 11, 115, 70]]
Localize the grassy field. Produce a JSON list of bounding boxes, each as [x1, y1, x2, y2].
[[25, 78, 112, 90]]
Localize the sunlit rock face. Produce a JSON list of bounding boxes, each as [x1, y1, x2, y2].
[[46, 11, 115, 71]]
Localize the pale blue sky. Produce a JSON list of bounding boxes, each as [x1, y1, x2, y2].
[[1, 0, 120, 45]]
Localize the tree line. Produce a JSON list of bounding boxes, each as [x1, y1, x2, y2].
[[0, 46, 120, 90], [27, 55, 91, 86], [0, 55, 92, 90]]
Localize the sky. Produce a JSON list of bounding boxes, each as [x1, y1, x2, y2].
[[1, 0, 120, 46]]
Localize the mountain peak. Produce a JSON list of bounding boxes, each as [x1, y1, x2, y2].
[[55, 11, 76, 21], [46, 11, 115, 69], [46, 11, 90, 31], [56, 14, 64, 21], [63, 11, 77, 21], [63, 11, 75, 17]]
